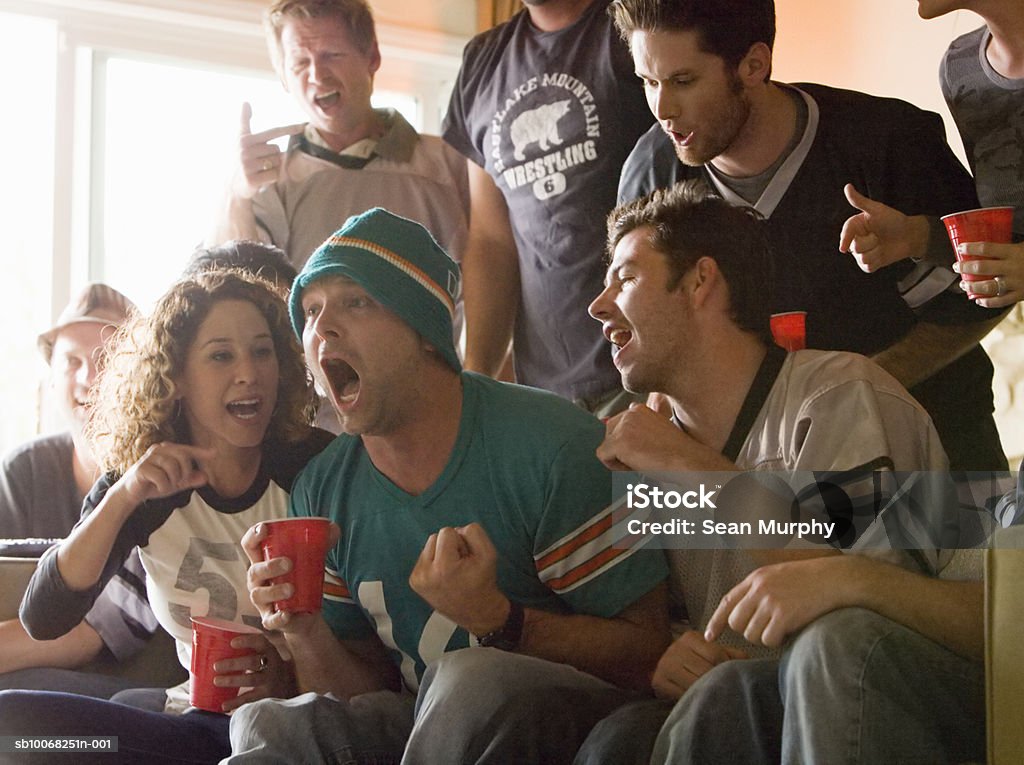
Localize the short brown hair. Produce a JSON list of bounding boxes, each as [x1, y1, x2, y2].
[[607, 180, 775, 345], [609, 0, 775, 75], [185, 240, 298, 296], [264, 0, 376, 74]]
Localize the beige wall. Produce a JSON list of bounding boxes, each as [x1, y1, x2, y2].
[[229, 0, 477, 38], [773, 2, 983, 161], [372, 0, 476, 38]]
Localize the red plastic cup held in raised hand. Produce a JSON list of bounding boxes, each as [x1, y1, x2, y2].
[[259, 517, 331, 614]]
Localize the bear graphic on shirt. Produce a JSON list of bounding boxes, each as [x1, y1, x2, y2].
[[510, 100, 572, 161]]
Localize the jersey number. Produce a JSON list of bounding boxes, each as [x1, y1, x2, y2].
[[167, 538, 260, 629], [357, 580, 461, 690]]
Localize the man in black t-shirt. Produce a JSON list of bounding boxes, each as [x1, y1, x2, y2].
[[443, 0, 655, 416]]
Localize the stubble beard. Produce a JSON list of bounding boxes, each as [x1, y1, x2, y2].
[[672, 77, 751, 168]]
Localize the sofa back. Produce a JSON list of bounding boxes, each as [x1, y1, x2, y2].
[[0, 556, 185, 687]]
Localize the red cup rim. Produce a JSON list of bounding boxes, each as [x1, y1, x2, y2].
[[940, 206, 1014, 222], [190, 616, 262, 635], [771, 311, 807, 319], [262, 517, 331, 527]]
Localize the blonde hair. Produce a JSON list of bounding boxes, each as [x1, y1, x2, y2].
[[264, 0, 377, 75], [88, 270, 315, 474]]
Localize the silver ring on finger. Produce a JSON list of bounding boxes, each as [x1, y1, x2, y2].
[[257, 654, 269, 672], [995, 275, 1007, 297], [261, 159, 273, 172]]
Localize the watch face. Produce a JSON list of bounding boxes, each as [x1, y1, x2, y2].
[[478, 634, 517, 651]]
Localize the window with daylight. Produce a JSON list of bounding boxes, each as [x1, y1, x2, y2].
[[0, 0, 457, 457], [96, 54, 420, 310], [0, 12, 58, 454]]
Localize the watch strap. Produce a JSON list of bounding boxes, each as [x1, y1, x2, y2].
[[476, 600, 524, 651]]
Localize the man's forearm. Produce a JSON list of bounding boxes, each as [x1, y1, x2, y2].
[[461, 242, 519, 376], [516, 584, 670, 692], [462, 160, 520, 377], [0, 619, 103, 674], [872, 316, 1004, 389], [285, 618, 400, 699], [841, 555, 983, 660]]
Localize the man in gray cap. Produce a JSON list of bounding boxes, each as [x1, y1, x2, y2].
[[228, 207, 670, 764], [2, 282, 135, 539], [0, 283, 163, 700]]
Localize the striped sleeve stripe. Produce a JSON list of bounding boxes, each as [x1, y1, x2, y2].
[[544, 541, 631, 593], [105, 576, 160, 631], [535, 502, 619, 571], [323, 568, 354, 604], [536, 500, 655, 594], [325, 236, 455, 316]]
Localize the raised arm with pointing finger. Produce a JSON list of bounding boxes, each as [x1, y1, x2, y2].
[[208, 102, 304, 245], [205, 0, 468, 278]]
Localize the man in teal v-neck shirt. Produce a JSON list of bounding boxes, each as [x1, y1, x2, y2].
[[227, 207, 670, 764]]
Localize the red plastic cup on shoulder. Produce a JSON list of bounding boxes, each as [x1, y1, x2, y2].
[[189, 616, 262, 713], [941, 206, 1013, 298], [770, 311, 807, 352], [260, 517, 331, 614]]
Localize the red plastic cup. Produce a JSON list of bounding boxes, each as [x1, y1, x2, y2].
[[260, 517, 331, 614], [770, 311, 807, 352], [189, 616, 262, 713], [941, 206, 1014, 298]]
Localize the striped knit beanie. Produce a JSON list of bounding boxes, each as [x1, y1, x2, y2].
[[289, 208, 462, 372]]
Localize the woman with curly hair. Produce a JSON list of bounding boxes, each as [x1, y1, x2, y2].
[[0, 269, 333, 763]]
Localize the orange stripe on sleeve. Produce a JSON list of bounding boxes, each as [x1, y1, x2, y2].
[[544, 544, 629, 591], [535, 513, 615, 571], [323, 581, 351, 599]]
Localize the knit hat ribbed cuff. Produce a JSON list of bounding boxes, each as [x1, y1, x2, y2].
[[290, 208, 462, 373]]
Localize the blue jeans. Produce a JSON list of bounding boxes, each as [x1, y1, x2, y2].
[[228, 648, 637, 764], [0, 690, 230, 764], [0, 667, 149, 699], [651, 608, 985, 765], [574, 699, 674, 765]]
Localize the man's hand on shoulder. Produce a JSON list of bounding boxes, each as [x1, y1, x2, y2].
[[409, 524, 509, 637]]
